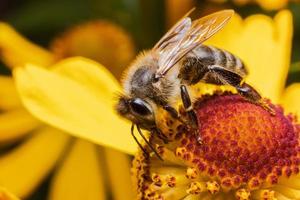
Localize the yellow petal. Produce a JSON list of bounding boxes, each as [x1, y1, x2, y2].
[[274, 185, 300, 199], [0, 22, 54, 68], [206, 10, 293, 102], [0, 108, 40, 143], [0, 76, 21, 110], [52, 57, 120, 104], [104, 148, 134, 200], [280, 83, 300, 115], [276, 192, 291, 200], [256, 0, 288, 10], [0, 188, 20, 200], [49, 139, 106, 200], [13, 58, 136, 154], [0, 126, 70, 198]]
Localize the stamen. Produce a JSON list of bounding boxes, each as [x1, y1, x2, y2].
[[235, 188, 251, 200], [206, 181, 220, 194], [252, 189, 276, 200], [185, 167, 198, 179], [166, 175, 176, 187], [186, 181, 206, 195]]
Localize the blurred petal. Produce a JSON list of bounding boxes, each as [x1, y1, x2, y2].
[[0, 188, 20, 200], [104, 148, 134, 200], [206, 10, 293, 102], [49, 139, 106, 200], [280, 83, 300, 115], [273, 185, 300, 199], [0, 76, 21, 110], [165, 0, 194, 28], [13, 58, 136, 154], [256, 0, 288, 10], [0, 22, 54, 68], [50, 21, 135, 79], [0, 108, 40, 143], [0, 127, 70, 198]]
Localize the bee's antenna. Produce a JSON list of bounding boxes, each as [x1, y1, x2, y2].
[[131, 124, 149, 157], [136, 125, 163, 161]]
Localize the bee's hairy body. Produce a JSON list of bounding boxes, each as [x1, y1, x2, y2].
[[115, 10, 273, 157], [123, 44, 246, 109]]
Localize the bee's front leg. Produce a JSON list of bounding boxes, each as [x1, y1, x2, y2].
[[151, 127, 169, 144], [163, 105, 180, 119], [180, 85, 202, 144], [163, 104, 191, 124]]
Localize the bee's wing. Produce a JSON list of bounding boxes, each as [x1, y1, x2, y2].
[[154, 9, 194, 50], [155, 10, 234, 78]]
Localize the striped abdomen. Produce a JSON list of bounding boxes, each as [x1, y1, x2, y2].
[[179, 45, 248, 85], [191, 45, 247, 77]]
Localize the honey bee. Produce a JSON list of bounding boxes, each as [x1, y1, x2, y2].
[[116, 9, 272, 158]]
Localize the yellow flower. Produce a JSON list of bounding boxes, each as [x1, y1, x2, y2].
[[12, 10, 298, 199], [0, 21, 134, 199], [133, 93, 300, 199], [0, 187, 20, 200]]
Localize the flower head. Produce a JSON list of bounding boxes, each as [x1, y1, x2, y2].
[[133, 93, 300, 199]]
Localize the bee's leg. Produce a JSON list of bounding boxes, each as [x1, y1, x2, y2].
[[180, 85, 202, 144], [163, 105, 180, 119], [236, 82, 275, 115], [151, 127, 169, 144], [207, 65, 275, 115], [136, 125, 163, 161], [163, 105, 187, 125]]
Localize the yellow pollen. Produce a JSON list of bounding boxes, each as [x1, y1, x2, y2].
[[152, 173, 163, 187], [235, 188, 251, 200], [206, 181, 220, 194], [248, 177, 262, 190], [175, 147, 186, 157], [253, 189, 277, 200], [186, 167, 198, 179], [186, 181, 206, 195], [166, 175, 176, 187]]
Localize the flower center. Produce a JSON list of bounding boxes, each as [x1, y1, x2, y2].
[[132, 94, 300, 200], [193, 94, 300, 188]]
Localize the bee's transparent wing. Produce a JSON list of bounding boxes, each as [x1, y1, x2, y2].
[[154, 9, 194, 51], [155, 10, 234, 78]]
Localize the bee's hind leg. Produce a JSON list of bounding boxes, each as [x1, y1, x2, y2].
[[180, 85, 202, 144], [236, 82, 275, 115], [207, 65, 275, 115]]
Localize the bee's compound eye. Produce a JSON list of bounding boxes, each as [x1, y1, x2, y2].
[[130, 98, 152, 116]]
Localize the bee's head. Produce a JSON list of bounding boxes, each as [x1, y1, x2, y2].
[[116, 95, 156, 130]]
